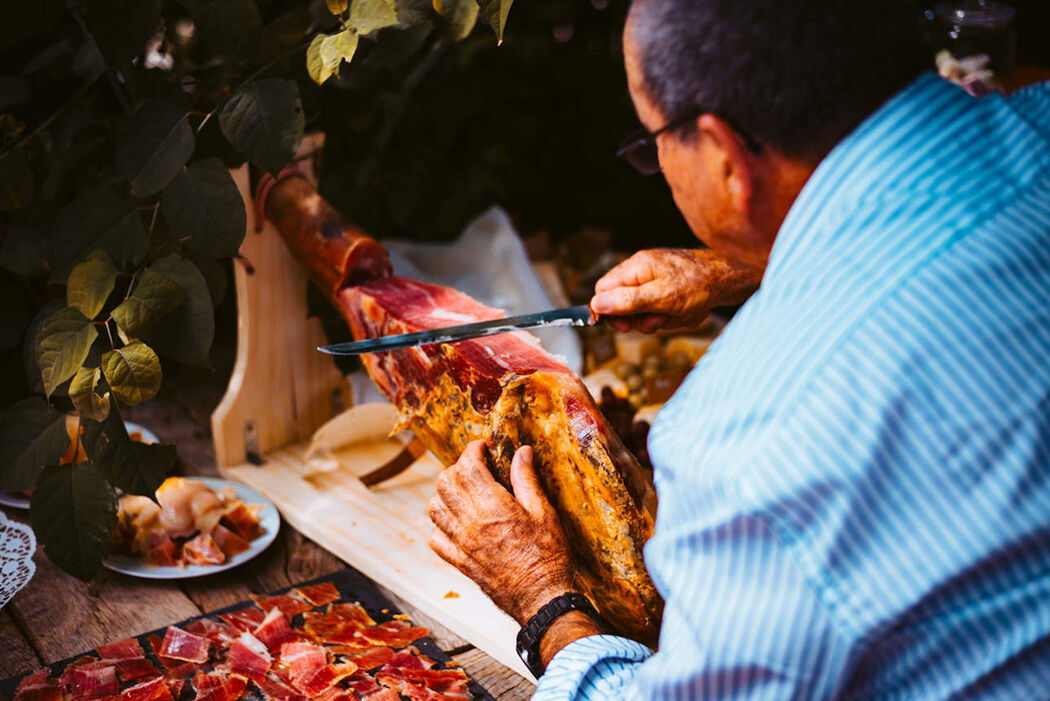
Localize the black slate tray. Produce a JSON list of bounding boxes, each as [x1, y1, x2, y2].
[[0, 567, 493, 700]]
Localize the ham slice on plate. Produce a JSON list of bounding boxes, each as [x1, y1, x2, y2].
[[118, 676, 173, 701], [158, 627, 209, 664], [182, 533, 225, 566], [220, 502, 261, 541], [227, 632, 271, 679], [209, 524, 250, 557], [292, 581, 340, 607]]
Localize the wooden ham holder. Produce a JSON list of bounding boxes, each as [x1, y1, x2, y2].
[[211, 135, 531, 679]]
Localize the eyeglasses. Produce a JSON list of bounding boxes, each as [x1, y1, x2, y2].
[[616, 111, 764, 176]]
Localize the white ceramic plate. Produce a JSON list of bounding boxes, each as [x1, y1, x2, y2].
[[0, 421, 160, 510], [102, 477, 280, 579]]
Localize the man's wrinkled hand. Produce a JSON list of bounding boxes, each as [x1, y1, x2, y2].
[[590, 247, 763, 333], [427, 441, 575, 625]]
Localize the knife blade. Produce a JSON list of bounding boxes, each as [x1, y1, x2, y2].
[[317, 304, 594, 355]]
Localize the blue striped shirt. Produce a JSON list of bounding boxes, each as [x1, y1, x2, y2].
[[534, 73, 1050, 700]]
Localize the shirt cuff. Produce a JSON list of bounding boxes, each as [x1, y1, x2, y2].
[[531, 635, 654, 701]]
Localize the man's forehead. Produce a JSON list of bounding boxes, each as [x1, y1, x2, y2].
[[622, 32, 664, 129]]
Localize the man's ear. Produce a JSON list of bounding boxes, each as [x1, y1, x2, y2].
[[696, 113, 756, 217]]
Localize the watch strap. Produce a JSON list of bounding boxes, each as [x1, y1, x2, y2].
[[516, 592, 599, 678]]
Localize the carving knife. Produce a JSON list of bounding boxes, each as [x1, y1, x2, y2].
[[317, 304, 595, 355]]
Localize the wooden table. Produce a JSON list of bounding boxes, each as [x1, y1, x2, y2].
[[0, 353, 534, 700]]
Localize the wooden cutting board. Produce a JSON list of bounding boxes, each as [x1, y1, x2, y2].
[[213, 140, 531, 680]]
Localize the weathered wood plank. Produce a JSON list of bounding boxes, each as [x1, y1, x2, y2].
[[6, 550, 200, 663], [0, 610, 40, 678], [454, 648, 536, 700]]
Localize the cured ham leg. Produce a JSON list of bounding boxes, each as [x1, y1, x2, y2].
[[264, 175, 662, 643]]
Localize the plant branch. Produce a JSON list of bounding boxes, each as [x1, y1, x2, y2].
[[355, 36, 449, 189]]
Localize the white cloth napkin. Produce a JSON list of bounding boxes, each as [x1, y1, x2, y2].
[[0, 510, 36, 609]]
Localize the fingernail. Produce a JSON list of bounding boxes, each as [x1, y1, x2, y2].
[[520, 445, 533, 463], [591, 294, 609, 313]]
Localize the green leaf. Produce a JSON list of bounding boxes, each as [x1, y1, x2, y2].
[[142, 255, 214, 366], [50, 185, 148, 284], [307, 34, 336, 85], [36, 307, 99, 398], [30, 462, 117, 581], [160, 158, 246, 257], [0, 398, 71, 492], [116, 102, 195, 198], [86, 0, 161, 67], [84, 411, 174, 498], [69, 366, 111, 422], [102, 340, 162, 405], [0, 148, 34, 212], [220, 78, 304, 176], [182, 0, 261, 57], [23, 300, 64, 394], [477, 0, 512, 44], [321, 30, 360, 71], [111, 269, 182, 340], [66, 249, 118, 320], [191, 256, 228, 307], [434, 0, 478, 40], [349, 0, 400, 35], [327, 0, 348, 13]]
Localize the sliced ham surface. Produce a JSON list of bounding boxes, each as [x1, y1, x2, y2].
[[95, 638, 144, 660], [253, 607, 298, 652], [279, 641, 327, 681], [252, 593, 311, 617], [293, 581, 340, 607], [158, 627, 209, 664], [227, 632, 271, 680], [68, 663, 118, 700], [182, 533, 225, 566], [184, 618, 238, 648], [254, 673, 307, 701], [357, 620, 428, 648], [118, 676, 172, 701], [293, 662, 358, 696], [209, 524, 251, 557], [13, 670, 63, 701], [218, 607, 266, 633]]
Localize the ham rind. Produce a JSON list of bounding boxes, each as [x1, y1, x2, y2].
[[253, 607, 298, 651], [119, 676, 173, 701], [292, 581, 340, 607], [265, 176, 661, 642], [158, 627, 209, 664], [182, 533, 225, 566], [228, 632, 271, 680]]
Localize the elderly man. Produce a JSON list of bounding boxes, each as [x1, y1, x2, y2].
[[427, 0, 1050, 698]]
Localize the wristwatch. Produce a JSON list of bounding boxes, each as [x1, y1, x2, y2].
[[516, 592, 600, 678]]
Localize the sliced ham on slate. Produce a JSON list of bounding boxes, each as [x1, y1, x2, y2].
[[253, 607, 298, 651], [158, 627, 209, 664], [118, 676, 173, 701], [293, 581, 340, 607], [227, 632, 271, 680], [12, 670, 63, 701]]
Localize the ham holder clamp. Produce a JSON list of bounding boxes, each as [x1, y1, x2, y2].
[[210, 136, 661, 680]]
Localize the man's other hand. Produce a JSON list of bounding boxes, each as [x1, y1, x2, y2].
[[428, 441, 575, 625], [590, 248, 763, 333]]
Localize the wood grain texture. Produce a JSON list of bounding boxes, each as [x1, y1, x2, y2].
[[0, 610, 40, 678], [453, 648, 536, 700], [7, 550, 200, 663], [211, 138, 350, 469]]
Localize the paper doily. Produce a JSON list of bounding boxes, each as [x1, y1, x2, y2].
[[0, 510, 36, 609]]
